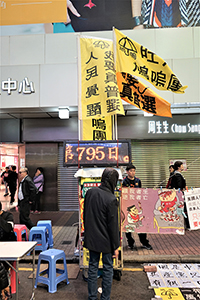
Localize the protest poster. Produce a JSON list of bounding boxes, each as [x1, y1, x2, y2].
[[184, 188, 200, 230], [121, 188, 185, 234]]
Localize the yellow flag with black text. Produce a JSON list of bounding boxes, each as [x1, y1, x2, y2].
[[114, 28, 187, 94], [78, 36, 124, 120], [117, 72, 172, 118]]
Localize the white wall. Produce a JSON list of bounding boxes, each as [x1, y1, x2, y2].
[[0, 27, 200, 109]]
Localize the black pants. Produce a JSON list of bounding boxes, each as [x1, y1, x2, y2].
[[19, 200, 34, 230], [31, 192, 42, 211], [126, 232, 148, 247], [9, 184, 16, 203]]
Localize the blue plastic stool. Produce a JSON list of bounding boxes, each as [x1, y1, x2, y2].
[[37, 220, 54, 248], [34, 249, 69, 293], [29, 226, 48, 252]]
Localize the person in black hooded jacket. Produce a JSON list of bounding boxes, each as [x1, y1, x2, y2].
[[83, 168, 120, 300]]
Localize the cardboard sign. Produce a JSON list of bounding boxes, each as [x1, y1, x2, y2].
[[148, 263, 200, 289], [185, 188, 200, 230], [154, 288, 185, 299]]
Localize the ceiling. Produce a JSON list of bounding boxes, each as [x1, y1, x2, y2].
[[0, 103, 200, 119], [0, 106, 78, 119]]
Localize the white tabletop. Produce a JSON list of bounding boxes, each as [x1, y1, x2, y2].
[[0, 241, 37, 260]]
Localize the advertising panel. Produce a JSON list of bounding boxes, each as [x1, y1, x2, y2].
[[55, 0, 200, 33], [1, 0, 200, 35], [0, 0, 67, 26]]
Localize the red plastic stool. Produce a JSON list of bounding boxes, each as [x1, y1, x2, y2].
[[14, 224, 28, 241]]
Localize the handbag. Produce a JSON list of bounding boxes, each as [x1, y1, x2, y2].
[[36, 183, 43, 194]]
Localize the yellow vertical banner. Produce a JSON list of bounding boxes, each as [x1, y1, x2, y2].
[[82, 116, 112, 140], [0, 0, 67, 25], [114, 28, 187, 94], [78, 36, 124, 120]]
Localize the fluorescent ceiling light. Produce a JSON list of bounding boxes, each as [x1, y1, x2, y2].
[[59, 107, 69, 119]]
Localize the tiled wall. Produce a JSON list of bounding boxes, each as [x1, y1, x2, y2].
[[0, 27, 199, 109]]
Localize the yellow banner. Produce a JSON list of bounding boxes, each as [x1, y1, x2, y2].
[[154, 288, 185, 300], [82, 116, 112, 140], [79, 36, 124, 120], [114, 28, 187, 94], [1, 0, 67, 26], [117, 72, 172, 118]]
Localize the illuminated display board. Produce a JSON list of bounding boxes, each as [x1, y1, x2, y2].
[[63, 140, 131, 167]]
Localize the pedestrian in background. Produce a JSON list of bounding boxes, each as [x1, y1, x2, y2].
[[170, 161, 186, 191], [166, 164, 175, 189], [169, 161, 189, 228], [83, 168, 120, 300], [8, 165, 18, 204], [18, 167, 37, 229], [1, 167, 11, 197], [123, 164, 152, 250], [32, 167, 44, 214]]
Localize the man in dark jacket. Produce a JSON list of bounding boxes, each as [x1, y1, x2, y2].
[[83, 168, 120, 300], [18, 167, 37, 229], [123, 164, 152, 250]]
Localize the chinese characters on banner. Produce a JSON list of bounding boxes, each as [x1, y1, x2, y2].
[[0, 0, 67, 26], [185, 188, 200, 230], [116, 72, 172, 117], [114, 28, 187, 94], [121, 188, 185, 234], [82, 116, 112, 140], [78, 36, 124, 120]]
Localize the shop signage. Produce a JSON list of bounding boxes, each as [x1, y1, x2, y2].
[[148, 120, 200, 135], [1, 77, 35, 95], [63, 140, 131, 166], [118, 114, 200, 140]]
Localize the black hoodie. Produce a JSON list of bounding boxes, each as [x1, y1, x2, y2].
[[83, 168, 120, 254]]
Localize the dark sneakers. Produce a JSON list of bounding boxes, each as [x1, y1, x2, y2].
[[142, 243, 153, 250]]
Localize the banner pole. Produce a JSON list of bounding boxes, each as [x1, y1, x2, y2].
[[113, 27, 118, 141], [77, 33, 82, 141]]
